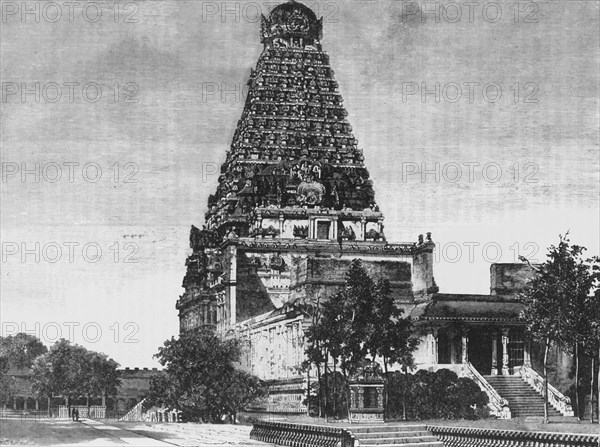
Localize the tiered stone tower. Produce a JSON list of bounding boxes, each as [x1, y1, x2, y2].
[[176, 0, 437, 412]]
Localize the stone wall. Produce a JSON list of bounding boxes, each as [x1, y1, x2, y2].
[[289, 257, 413, 302], [490, 263, 535, 297], [117, 367, 160, 400]]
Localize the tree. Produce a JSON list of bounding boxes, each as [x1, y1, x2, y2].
[[0, 333, 47, 370], [306, 371, 348, 419], [217, 369, 266, 423], [152, 329, 266, 423], [519, 234, 599, 423], [0, 356, 16, 405], [305, 260, 372, 418], [304, 260, 418, 419], [364, 278, 419, 418], [83, 352, 121, 408], [562, 248, 599, 420], [31, 339, 120, 409], [583, 277, 600, 422]]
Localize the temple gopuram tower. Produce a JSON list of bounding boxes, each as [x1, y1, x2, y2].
[[176, 0, 437, 413]]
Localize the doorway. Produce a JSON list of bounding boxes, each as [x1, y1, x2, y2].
[[468, 330, 493, 375]]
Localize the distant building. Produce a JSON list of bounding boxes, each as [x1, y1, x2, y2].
[[176, 0, 574, 418], [3, 367, 159, 413]]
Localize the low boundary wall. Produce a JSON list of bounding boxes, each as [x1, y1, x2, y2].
[[250, 421, 356, 447], [428, 425, 600, 447]]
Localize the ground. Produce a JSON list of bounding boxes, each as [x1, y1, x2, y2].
[[0, 419, 268, 446], [1, 416, 598, 446]]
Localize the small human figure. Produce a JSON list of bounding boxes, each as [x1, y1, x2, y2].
[[71, 407, 75, 421], [75, 408, 80, 421]]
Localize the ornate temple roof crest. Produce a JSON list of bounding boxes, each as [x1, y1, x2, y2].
[[260, 0, 323, 49]]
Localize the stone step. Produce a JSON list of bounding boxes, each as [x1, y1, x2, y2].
[[359, 443, 444, 447], [359, 431, 432, 439], [488, 384, 537, 388], [359, 436, 440, 445], [482, 375, 568, 418], [351, 425, 429, 434], [488, 386, 538, 390], [487, 384, 537, 387], [500, 391, 546, 395], [351, 425, 444, 447]]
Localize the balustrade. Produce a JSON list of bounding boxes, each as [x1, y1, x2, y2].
[[519, 364, 574, 416], [463, 362, 511, 419], [250, 421, 355, 447], [428, 425, 598, 447]]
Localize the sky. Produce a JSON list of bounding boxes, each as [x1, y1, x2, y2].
[[1, 0, 599, 367]]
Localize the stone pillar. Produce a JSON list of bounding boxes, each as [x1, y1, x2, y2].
[[491, 333, 498, 375], [360, 217, 366, 241], [524, 339, 532, 367], [502, 328, 510, 375], [256, 211, 263, 232], [427, 329, 438, 364], [449, 330, 457, 363], [278, 213, 284, 238], [461, 327, 469, 364], [377, 217, 384, 235]]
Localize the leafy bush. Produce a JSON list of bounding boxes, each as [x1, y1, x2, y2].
[[387, 369, 488, 420]]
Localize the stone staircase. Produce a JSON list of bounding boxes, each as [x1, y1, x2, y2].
[[350, 425, 443, 447], [484, 375, 563, 418]]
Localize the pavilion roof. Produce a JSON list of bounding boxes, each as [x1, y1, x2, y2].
[[414, 294, 525, 324]]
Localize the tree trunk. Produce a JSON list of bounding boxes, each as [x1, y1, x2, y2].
[[342, 366, 351, 423], [402, 368, 407, 421], [543, 338, 550, 424], [590, 356, 595, 423], [316, 359, 322, 417], [575, 343, 580, 419], [306, 368, 310, 416], [332, 360, 337, 418], [383, 360, 389, 421], [323, 352, 329, 418]]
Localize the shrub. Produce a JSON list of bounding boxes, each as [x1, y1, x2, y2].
[[387, 368, 488, 420]]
